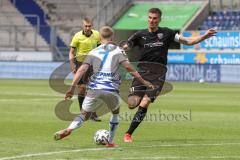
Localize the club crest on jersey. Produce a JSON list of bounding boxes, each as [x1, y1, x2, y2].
[[157, 33, 163, 39]]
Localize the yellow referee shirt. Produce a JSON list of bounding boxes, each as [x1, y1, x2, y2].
[[70, 29, 100, 62]]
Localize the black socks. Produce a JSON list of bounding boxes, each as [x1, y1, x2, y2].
[[126, 106, 147, 135]]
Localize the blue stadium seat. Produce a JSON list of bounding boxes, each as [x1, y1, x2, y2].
[[199, 11, 240, 30], [10, 0, 66, 48]]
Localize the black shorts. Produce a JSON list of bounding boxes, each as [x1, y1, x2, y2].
[[75, 60, 93, 85], [128, 63, 167, 102]]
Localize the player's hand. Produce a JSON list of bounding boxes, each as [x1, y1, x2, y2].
[[64, 86, 76, 100], [204, 28, 217, 39], [71, 67, 77, 74], [144, 80, 155, 90]]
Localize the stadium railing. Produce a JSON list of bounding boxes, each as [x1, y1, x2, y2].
[[93, 0, 133, 29]]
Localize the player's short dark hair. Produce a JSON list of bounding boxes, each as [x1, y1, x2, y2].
[[100, 26, 114, 40], [148, 8, 162, 18], [83, 17, 92, 24]]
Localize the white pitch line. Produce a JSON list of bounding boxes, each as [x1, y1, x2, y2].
[[121, 156, 240, 159], [0, 98, 60, 101], [40, 155, 240, 160], [1, 142, 240, 160], [0, 148, 117, 160], [0, 96, 77, 101], [129, 142, 240, 148], [0, 92, 62, 97]]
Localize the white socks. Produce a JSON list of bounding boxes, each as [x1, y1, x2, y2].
[[67, 113, 119, 144], [108, 114, 119, 144], [68, 114, 85, 130]]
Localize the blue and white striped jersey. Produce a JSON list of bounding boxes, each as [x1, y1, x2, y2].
[[83, 43, 128, 92]]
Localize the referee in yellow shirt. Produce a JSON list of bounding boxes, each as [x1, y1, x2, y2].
[[69, 17, 101, 121]]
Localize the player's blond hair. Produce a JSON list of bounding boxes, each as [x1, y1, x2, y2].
[[82, 17, 92, 24], [100, 26, 114, 40]]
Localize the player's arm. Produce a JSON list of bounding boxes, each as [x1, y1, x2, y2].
[[121, 32, 139, 51], [65, 63, 89, 100], [69, 47, 76, 74], [121, 61, 154, 89], [179, 28, 217, 45]]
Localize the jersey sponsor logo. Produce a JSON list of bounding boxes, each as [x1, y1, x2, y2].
[[95, 72, 115, 77], [144, 42, 163, 48], [141, 36, 147, 40], [157, 33, 163, 40]]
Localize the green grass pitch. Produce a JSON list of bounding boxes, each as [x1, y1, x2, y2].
[[0, 79, 240, 160]]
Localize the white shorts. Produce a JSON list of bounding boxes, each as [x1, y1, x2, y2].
[[82, 90, 120, 113]]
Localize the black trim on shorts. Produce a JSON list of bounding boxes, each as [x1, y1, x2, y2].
[[128, 73, 166, 103], [74, 60, 92, 85]]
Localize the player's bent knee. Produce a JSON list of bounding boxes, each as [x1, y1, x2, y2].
[[127, 96, 141, 109], [80, 110, 91, 121], [128, 105, 136, 110], [139, 96, 151, 107]]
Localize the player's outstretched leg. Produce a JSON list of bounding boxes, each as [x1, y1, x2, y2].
[[54, 111, 90, 141], [124, 95, 151, 142], [106, 108, 119, 147], [54, 128, 72, 141], [106, 143, 118, 148], [127, 95, 142, 109], [78, 80, 101, 122]]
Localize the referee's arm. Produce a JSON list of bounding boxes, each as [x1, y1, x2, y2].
[[69, 47, 76, 74]]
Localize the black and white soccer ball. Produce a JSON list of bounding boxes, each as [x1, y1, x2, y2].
[[93, 129, 109, 145]]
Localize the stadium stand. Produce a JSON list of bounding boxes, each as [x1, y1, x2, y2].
[[0, 0, 131, 57], [199, 11, 240, 30], [35, 0, 104, 46], [10, 0, 66, 48], [0, 0, 49, 51], [210, 0, 240, 11], [35, 0, 131, 46], [36, 0, 103, 25], [199, 0, 240, 30]]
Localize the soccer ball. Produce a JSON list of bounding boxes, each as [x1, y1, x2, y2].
[[93, 129, 109, 145], [199, 78, 205, 83]]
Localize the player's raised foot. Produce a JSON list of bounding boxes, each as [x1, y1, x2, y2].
[[123, 133, 133, 142], [106, 143, 118, 148], [54, 128, 72, 141]]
